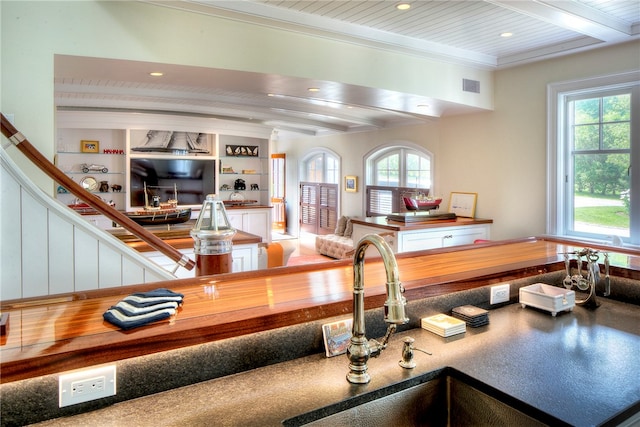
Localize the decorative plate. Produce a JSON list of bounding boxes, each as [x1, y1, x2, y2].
[[80, 176, 98, 192]]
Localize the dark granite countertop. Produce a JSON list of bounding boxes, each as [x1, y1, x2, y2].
[[33, 297, 640, 427]]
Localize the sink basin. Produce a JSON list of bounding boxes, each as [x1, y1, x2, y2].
[[283, 368, 569, 427]]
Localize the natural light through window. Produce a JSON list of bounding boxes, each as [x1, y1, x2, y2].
[[302, 150, 339, 184], [570, 93, 630, 238], [365, 145, 433, 216], [548, 72, 638, 246]]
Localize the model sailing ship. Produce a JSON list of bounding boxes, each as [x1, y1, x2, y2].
[[403, 195, 442, 211], [125, 183, 191, 226]]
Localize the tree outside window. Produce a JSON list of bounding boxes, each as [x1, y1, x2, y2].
[[570, 92, 631, 238], [366, 146, 433, 216], [548, 73, 638, 246]]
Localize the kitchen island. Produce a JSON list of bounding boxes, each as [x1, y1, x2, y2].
[[1, 237, 639, 425], [350, 216, 493, 252], [28, 290, 640, 427]]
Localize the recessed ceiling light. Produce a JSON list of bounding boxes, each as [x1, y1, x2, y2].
[[149, 72, 164, 77], [396, 3, 411, 10], [307, 87, 320, 92], [500, 32, 513, 38]]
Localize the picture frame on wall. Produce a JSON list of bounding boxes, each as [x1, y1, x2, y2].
[[449, 192, 477, 218], [345, 175, 358, 192], [80, 140, 99, 153]]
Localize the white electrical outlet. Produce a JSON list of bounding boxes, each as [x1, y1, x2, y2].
[[59, 365, 116, 407], [490, 284, 510, 305]]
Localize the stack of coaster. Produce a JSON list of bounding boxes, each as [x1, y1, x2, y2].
[[103, 288, 184, 330], [451, 305, 489, 327], [421, 314, 466, 337]]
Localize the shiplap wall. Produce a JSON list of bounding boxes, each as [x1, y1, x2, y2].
[[0, 147, 174, 300]]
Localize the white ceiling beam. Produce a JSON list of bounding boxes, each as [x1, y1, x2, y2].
[[487, 0, 633, 42]]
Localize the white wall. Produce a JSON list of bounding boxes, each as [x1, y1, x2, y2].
[[1, 1, 638, 242], [277, 41, 640, 240], [1, 0, 491, 191], [438, 41, 640, 240]]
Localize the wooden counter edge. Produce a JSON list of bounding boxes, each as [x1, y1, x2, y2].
[[1, 236, 638, 384], [349, 216, 493, 231]]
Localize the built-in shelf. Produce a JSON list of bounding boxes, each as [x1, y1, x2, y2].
[[55, 120, 273, 226]]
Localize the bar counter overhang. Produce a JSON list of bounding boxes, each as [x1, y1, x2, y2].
[[1, 236, 639, 384]]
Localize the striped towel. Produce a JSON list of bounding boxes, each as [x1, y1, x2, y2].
[[103, 288, 184, 330]]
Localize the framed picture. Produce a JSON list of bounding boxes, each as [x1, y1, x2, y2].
[[81, 140, 99, 153], [129, 130, 211, 154], [345, 175, 357, 192], [449, 192, 478, 218], [225, 145, 259, 157], [322, 318, 353, 357]]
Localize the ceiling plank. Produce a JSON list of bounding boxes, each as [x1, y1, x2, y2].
[[487, 0, 633, 41]]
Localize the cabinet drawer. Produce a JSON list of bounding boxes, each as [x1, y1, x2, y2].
[[400, 232, 444, 252]]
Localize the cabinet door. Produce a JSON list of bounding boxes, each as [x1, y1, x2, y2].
[[226, 210, 270, 243], [232, 245, 257, 272], [442, 225, 489, 247], [399, 231, 444, 252], [227, 212, 246, 231], [245, 210, 270, 242]]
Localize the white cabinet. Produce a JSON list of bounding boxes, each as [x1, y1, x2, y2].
[[352, 221, 490, 254], [398, 224, 489, 252], [398, 230, 445, 252], [227, 208, 272, 243], [144, 243, 259, 277], [231, 245, 259, 272], [442, 225, 488, 247]]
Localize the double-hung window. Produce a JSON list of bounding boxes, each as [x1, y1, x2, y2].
[[548, 72, 639, 246]]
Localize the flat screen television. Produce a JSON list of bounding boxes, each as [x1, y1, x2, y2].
[[129, 158, 216, 208]]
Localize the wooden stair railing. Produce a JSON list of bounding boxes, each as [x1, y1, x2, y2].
[[1, 113, 195, 271]]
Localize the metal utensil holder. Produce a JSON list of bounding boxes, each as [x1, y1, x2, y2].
[[561, 248, 610, 308]]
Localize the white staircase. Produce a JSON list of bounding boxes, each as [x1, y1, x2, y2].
[[1, 146, 175, 300]]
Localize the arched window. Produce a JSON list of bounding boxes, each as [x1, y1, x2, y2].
[[365, 145, 433, 216], [302, 150, 340, 183], [370, 147, 432, 188]]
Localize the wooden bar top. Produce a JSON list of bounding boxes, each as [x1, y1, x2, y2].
[[1, 238, 638, 383], [350, 216, 493, 231]]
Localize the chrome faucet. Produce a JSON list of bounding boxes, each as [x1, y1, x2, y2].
[[347, 234, 409, 384]]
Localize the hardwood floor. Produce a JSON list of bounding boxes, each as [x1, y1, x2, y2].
[[273, 231, 332, 264]]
